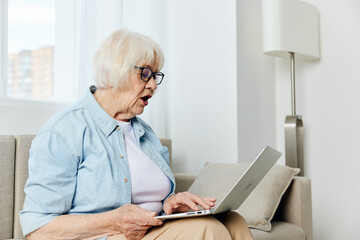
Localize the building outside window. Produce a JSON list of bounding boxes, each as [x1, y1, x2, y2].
[[6, 0, 55, 100]]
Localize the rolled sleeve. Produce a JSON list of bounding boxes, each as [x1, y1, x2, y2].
[[20, 130, 79, 236]]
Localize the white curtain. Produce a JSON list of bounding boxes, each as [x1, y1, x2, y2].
[[74, 0, 123, 99], [74, 0, 169, 138]]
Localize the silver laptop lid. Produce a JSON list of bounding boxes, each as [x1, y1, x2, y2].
[[212, 146, 281, 214]]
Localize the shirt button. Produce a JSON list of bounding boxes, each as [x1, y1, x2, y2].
[[124, 178, 128, 183], [119, 154, 123, 158], [116, 126, 120, 130]]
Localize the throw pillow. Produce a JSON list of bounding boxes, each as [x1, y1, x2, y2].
[[187, 162, 300, 232], [236, 164, 300, 231]]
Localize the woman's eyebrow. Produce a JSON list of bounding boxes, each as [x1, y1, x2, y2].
[[143, 64, 158, 71]]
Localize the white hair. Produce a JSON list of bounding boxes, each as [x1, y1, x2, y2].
[[93, 29, 164, 89]]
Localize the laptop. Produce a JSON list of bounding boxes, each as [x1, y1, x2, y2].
[[155, 146, 281, 220]]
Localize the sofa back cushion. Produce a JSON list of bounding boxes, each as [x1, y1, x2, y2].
[[0, 136, 16, 239], [13, 135, 35, 239], [159, 138, 172, 169]]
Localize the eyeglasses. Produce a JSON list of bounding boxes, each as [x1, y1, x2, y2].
[[134, 66, 165, 85]]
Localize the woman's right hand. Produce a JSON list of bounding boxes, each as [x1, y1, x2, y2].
[[111, 204, 163, 240]]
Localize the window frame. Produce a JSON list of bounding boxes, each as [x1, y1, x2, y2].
[[0, 0, 78, 104]]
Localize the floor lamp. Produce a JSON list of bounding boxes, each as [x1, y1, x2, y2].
[[262, 0, 320, 175]]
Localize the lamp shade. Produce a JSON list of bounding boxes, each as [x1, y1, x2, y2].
[[262, 0, 320, 60]]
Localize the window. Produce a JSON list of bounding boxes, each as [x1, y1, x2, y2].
[[6, 0, 54, 100], [0, 0, 76, 103]]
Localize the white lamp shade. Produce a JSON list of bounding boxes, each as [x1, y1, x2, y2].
[[262, 0, 320, 60]]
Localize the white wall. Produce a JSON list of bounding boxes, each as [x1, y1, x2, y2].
[[236, 0, 277, 163], [275, 0, 360, 239], [166, 0, 239, 174]]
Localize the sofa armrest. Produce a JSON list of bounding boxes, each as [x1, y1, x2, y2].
[[0, 135, 16, 240], [174, 173, 196, 193], [275, 176, 313, 240]]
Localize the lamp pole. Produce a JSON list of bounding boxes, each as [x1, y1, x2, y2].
[[285, 52, 304, 175], [290, 52, 296, 115]]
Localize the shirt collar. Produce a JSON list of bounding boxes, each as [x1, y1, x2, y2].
[[84, 87, 118, 137], [84, 86, 146, 138], [131, 116, 146, 139]]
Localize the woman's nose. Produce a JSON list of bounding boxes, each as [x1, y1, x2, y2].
[[146, 77, 157, 90]]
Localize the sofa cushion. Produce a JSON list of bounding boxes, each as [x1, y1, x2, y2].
[[174, 173, 197, 193], [187, 162, 300, 232], [236, 164, 300, 231], [0, 136, 16, 239], [251, 221, 305, 240], [13, 135, 35, 239]]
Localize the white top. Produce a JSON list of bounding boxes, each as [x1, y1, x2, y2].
[[117, 120, 171, 213]]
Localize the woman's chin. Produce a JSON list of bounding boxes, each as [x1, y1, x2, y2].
[[133, 107, 145, 116]]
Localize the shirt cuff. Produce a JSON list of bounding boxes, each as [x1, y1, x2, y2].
[[19, 211, 59, 237]]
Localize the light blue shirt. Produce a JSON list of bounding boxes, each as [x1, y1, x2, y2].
[[19, 88, 175, 238]]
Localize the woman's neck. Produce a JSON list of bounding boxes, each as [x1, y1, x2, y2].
[[93, 88, 131, 122]]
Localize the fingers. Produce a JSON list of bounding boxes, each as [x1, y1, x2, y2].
[[118, 205, 164, 240], [115, 204, 163, 239], [163, 192, 217, 214], [117, 204, 162, 232], [190, 195, 216, 210], [202, 197, 217, 208], [134, 206, 163, 226], [162, 201, 174, 215], [143, 213, 163, 226], [185, 192, 216, 210]]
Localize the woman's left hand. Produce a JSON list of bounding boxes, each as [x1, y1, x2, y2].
[[163, 192, 216, 215]]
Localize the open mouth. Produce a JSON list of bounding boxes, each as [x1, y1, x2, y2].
[[140, 95, 151, 106]]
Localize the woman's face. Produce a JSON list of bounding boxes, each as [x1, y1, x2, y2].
[[114, 64, 158, 121]]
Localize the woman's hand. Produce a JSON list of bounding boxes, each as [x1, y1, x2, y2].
[[112, 204, 163, 240], [163, 192, 216, 215]]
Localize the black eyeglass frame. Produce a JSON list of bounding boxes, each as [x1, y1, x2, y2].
[[133, 66, 165, 85]]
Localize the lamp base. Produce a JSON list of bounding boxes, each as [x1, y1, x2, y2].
[[285, 115, 304, 176]]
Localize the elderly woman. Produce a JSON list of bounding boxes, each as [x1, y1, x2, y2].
[[20, 29, 253, 240]]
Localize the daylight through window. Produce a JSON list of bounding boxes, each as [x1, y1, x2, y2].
[[7, 0, 55, 100]]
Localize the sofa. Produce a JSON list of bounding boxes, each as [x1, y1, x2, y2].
[[0, 135, 313, 240]]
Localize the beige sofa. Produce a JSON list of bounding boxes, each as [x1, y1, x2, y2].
[[0, 135, 313, 240]]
